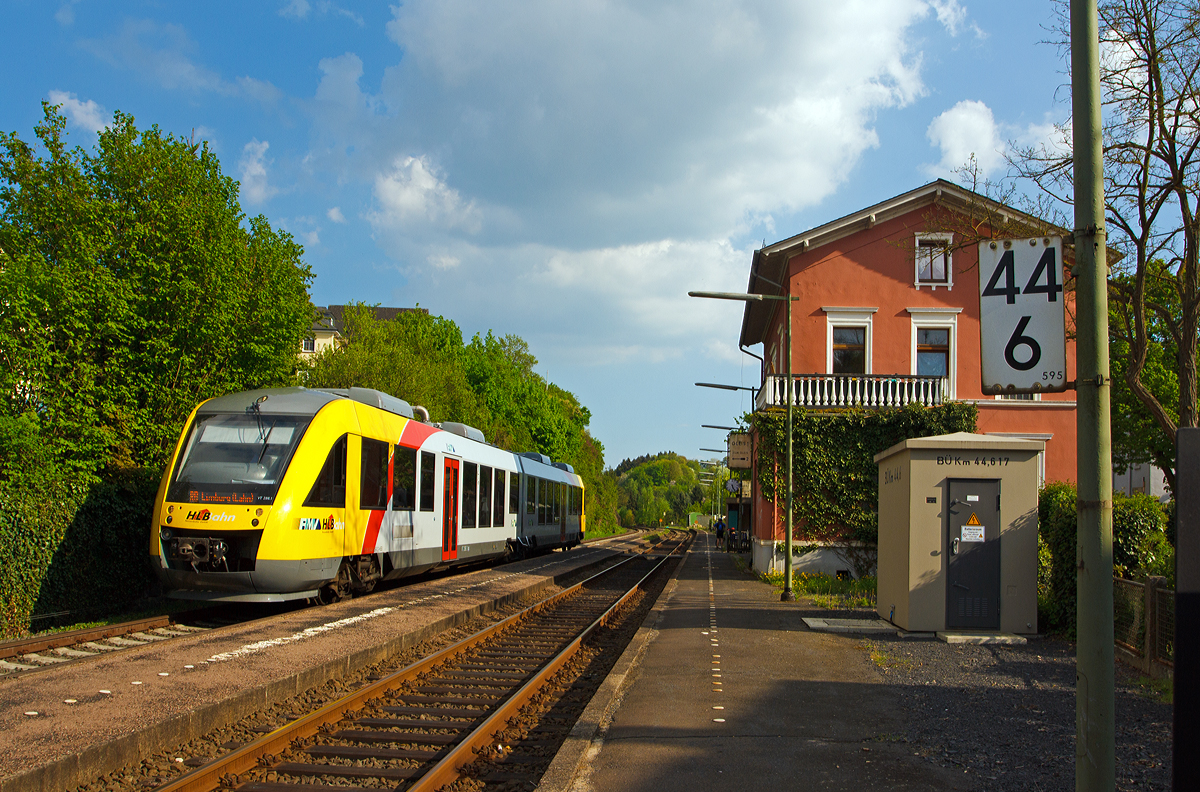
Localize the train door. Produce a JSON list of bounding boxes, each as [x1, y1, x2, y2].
[[442, 457, 460, 561], [559, 482, 567, 544]]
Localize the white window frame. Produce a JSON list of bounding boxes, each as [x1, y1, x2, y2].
[[907, 307, 961, 399], [915, 233, 954, 291], [823, 307, 877, 375]]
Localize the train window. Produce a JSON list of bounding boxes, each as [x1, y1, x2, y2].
[[574, 486, 583, 516], [392, 446, 416, 510], [526, 475, 536, 515], [510, 472, 520, 516], [419, 451, 435, 512], [305, 435, 347, 508], [479, 465, 492, 528], [494, 469, 506, 526], [360, 438, 389, 510], [537, 478, 546, 525], [462, 461, 477, 529]]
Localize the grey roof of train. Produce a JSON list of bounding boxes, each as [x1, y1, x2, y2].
[[199, 387, 342, 415]]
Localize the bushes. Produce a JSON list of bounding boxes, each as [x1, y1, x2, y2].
[[0, 462, 160, 638], [750, 401, 978, 544], [1037, 482, 1173, 635]]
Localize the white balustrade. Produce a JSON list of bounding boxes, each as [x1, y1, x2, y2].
[[755, 374, 945, 411]]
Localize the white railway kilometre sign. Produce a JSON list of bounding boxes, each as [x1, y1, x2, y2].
[[978, 236, 1068, 394]]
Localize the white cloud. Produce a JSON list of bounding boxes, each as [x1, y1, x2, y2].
[[925, 99, 1006, 177], [80, 20, 282, 107], [239, 139, 278, 205], [368, 156, 481, 236], [428, 252, 461, 270], [925, 0, 979, 37], [55, 2, 82, 25], [280, 0, 362, 26], [47, 90, 109, 134], [327, 206, 346, 223], [279, 0, 310, 19]]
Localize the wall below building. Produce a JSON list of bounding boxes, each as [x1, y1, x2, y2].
[[750, 539, 876, 579]]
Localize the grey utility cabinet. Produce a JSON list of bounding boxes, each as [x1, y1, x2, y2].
[[875, 432, 1042, 634]]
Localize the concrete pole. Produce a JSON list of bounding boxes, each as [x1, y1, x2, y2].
[[782, 287, 795, 601], [1071, 0, 1114, 789]]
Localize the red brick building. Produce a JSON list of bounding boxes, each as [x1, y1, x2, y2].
[[736, 180, 1077, 572]]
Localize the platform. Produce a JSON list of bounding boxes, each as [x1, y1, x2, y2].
[[548, 533, 971, 791], [0, 545, 621, 792]]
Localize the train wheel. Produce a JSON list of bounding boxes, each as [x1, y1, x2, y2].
[[316, 565, 351, 605]]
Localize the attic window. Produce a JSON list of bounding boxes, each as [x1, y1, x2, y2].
[[915, 234, 953, 291]]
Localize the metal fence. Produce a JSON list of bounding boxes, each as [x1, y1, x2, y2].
[[1113, 576, 1173, 674]]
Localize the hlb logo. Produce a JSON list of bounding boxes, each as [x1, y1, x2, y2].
[[299, 515, 344, 531], [186, 509, 235, 522]]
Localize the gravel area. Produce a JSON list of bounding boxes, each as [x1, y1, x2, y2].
[[797, 603, 1173, 791]]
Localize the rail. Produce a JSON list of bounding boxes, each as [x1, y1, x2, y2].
[[756, 373, 945, 410], [154, 531, 691, 792]]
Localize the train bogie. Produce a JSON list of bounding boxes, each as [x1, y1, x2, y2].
[[150, 387, 585, 603]]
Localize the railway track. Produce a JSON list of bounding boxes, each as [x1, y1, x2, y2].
[[0, 612, 228, 676], [0, 531, 663, 679], [152, 530, 690, 792]]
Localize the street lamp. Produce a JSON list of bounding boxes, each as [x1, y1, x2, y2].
[[690, 288, 798, 602], [696, 381, 759, 404], [702, 424, 738, 431]]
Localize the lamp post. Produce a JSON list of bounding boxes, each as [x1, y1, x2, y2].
[[690, 289, 797, 601]]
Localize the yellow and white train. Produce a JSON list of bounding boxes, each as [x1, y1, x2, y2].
[[150, 387, 584, 603]]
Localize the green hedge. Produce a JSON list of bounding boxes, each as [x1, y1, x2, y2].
[[1037, 482, 1172, 635], [0, 469, 159, 638], [749, 401, 978, 544]]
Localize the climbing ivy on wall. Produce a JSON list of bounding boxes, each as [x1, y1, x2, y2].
[[749, 402, 978, 545]]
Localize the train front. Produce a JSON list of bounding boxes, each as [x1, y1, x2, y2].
[[150, 388, 338, 602]]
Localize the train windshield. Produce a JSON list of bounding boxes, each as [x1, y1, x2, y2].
[[167, 412, 311, 505]]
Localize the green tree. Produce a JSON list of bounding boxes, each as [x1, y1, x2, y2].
[[0, 103, 313, 477], [1014, 0, 1200, 486], [305, 305, 618, 530]]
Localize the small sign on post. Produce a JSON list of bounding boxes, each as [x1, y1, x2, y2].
[[728, 432, 751, 469], [978, 237, 1068, 394]]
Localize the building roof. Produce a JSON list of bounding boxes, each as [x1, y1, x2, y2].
[[310, 304, 427, 334], [874, 431, 1047, 463], [738, 179, 1065, 347]]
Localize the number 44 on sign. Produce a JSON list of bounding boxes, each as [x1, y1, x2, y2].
[[978, 237, 1068, 394]]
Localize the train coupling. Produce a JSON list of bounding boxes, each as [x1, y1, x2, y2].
[[167, 536, 229, 565]]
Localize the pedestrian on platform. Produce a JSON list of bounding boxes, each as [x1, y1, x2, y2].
[[714, 517, 725, 548]]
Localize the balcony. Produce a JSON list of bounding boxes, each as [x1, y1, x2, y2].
[[756, 374, 945, 411]]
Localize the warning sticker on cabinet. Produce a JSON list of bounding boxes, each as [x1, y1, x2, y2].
[[961, 525, 986, 542]]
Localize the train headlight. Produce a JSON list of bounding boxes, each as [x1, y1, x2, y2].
[[161, 527, 172, 541], [251, 518, 260, 527], [165, 516, 173, 525], [255, 508, 263, 517], [168, 505, 175, 514]]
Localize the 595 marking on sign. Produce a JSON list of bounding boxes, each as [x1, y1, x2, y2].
[[978, 237, 1068, 393]]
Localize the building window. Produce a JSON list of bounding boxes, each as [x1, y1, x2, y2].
[[824, 307, 877, 375], [915, 234, 953, 290], [916, 328, 949, 376], [302, 336, 316, 353], [832, 327, 866, 374], [906, 307, 960, 398]]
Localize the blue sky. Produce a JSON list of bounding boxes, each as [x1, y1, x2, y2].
[[2, 0, 1070, 466]]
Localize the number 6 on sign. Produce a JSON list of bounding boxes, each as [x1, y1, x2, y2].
[[978, 237, 1068, 393]]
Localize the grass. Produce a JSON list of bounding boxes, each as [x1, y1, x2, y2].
[[753, 569, 878, 609], [862, 639, 914, 670], [20, 599, 211, 639], [1134, 675, 1173, 704]]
